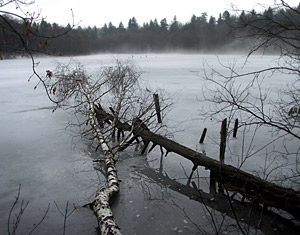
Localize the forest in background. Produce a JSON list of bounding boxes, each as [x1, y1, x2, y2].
[[1, 4, 300, 57]]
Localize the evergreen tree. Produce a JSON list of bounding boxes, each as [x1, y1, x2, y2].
[[160, 18, 168, 31], [128, 17, 138, 30], [118, 22, 126, 32], [170, 16, 180, 32]]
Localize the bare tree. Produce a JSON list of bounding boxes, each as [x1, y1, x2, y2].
[[201, 1, 300, 188], [45, 59, 170, 234], [7, 185, 50, 235], [0, 0, 77, 102], [53, 201, 76, 235]]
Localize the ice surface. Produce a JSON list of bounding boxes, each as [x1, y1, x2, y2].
[[0, 54, 298, 234]]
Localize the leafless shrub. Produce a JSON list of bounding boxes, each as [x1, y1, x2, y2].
[[7, 185, 50, 235]]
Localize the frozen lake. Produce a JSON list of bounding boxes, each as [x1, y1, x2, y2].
[[0, 54, 299, 234]]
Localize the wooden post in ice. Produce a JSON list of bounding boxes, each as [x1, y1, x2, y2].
[[153, 93, 162, 123], [233, 118, 238, 138], [219, 118, 227, 164], [209, 170, 216, 194], [199, 128, 207, 144]]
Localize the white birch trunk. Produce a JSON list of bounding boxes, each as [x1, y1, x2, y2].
[[78, 82, 122, 234]]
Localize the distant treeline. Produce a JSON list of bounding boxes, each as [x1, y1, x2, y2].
[[1, 5, 300, 57]]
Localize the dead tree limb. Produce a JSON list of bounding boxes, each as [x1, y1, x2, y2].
[[95, 109, 300, 220]]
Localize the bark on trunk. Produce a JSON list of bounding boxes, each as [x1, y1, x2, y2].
[[95, 108, 300, 220], [78, 83, 122, 234], [95, 154, 121, 235]]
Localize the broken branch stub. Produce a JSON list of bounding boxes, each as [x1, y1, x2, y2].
[[233, 118, 238, 138], [219, 118, 227, 163], [153, 93, 162, 123], [199, 128, 207, 144]]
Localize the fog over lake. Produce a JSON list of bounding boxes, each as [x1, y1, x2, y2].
[[0, 54, 298, 234]]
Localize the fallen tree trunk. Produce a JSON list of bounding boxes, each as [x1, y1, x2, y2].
[[79, 84, 122, 235], [95, 108, 300, 220]]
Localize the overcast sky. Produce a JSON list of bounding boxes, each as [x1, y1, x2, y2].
[[4, 0, 300, 27]]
